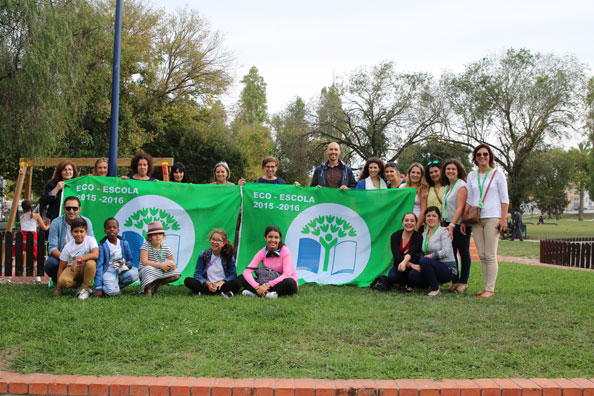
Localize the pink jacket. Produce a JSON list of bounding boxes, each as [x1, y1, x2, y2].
[[243, 246, 298, 289]]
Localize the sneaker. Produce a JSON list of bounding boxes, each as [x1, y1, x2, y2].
[[48, 279, 54, 288], [78, 289, 90, 300], [221, 291, 234, 298], [242, 290, 256, 297], [265, 291, 278, 299]]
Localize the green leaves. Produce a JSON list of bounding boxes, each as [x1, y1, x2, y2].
[[124, 208, 181, 232]]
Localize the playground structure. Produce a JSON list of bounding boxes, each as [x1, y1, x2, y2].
[[5, 157, 174, 232]]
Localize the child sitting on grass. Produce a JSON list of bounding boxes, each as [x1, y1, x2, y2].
[[55, 218, 99, 300], [139, 221, 180, 296], [95, 217, 139, 297]]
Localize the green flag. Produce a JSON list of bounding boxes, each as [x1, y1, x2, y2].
[[238, 184, 415, 286], [64, 176, 241, 282]]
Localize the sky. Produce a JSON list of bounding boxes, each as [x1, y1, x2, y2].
[[149, 0, 594, 115]]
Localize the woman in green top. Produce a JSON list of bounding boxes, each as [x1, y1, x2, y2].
[[425, 161, 445, 211]]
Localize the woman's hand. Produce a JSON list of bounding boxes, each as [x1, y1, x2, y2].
[[410, 264, 421, 272], [205, 281, 218, 293], [238, 178, 247, 186], [460, 223, 467, 236], [214, 280, 226, 289], [446, 224, 454, 238], [397, 261, 406, 272], [255, 283, 270, 296], [498, 217, 507, 232], [51, 181, 65, 195]]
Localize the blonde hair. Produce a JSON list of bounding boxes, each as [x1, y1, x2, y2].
[[405, 162, 429, 198]]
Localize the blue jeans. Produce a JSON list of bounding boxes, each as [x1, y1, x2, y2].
[[418, 257, 456, 291], [102, 267, 139, 296], [387, 266, 427, 289], [452, 224, 472, 284], [45, 256, 60, 283]]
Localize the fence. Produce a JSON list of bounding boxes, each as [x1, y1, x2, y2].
[[540, 238, 594, 269], [0, 231, 46, 277]]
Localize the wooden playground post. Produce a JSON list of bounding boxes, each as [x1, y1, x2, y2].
[[6, 163, 27, 232]]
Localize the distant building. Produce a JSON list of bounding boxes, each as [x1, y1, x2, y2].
[[566, 185, 594, 212]]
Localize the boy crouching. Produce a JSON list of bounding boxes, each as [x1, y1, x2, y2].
[[55, 218, 99, 300]]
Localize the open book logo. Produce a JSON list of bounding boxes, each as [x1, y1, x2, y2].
[[114, 195, 195, 273], [286, 203, 371, 284]]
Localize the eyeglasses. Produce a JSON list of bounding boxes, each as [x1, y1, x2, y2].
[[427, 160, 439, 166], [211, 239, 224, 244], [64, 206, 79, 212], [476, 152, 489, 157]]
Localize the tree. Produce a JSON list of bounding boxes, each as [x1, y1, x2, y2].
[[443, 48, 586, 210], [0, 0, 101, 160], [272, 97, 324, 184], [232, 66, 274, 180], [235, 65, 268, 125], [569, 143, 591, 221], [312, 62, 442, 163], [523, 149, 573, 219]]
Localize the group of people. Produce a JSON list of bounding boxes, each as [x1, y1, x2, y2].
[[28, 141, 509, 299], [39, 193, 297, 300]]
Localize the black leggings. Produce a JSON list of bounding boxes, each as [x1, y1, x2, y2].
[[183, 277, 241, 295], [227, 274, 298, 296]]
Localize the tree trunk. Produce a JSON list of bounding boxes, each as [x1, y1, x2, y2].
[[579, 183, 584, 221]]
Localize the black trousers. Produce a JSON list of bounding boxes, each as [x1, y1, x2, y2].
[[183, 277, 241, 295], [226, 274, 298, 296]]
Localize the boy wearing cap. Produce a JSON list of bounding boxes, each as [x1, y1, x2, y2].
[[139, 221, 181, 296]]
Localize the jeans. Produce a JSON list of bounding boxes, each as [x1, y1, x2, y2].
[[45, 256, 60, 283], [102, 267, 139, 296], [418, 257, 456, 291], [452, 224, 472, 284]]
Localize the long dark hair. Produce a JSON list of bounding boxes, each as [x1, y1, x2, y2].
[[209, 228, 234, 259], [170, 162, 188, 183], [425, 161, 442, 187], [264, 225, 285, 250], [22, 200, 34, 219], [358, 157, 386, 181], [442, 159, 467, 184]]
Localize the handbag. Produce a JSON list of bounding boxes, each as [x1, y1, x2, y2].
[[248, 266, 281, 285], [463, 170, 497, 225]]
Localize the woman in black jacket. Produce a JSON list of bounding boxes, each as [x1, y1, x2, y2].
[[371, 212, 423, 292]]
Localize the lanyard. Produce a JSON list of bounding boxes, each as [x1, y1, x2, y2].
[[424, 226, 440, 254], [443, 179, 458, 211], [478, 167, 491, 200]]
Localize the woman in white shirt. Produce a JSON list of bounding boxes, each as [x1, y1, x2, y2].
[[465, 144, 509, 298]]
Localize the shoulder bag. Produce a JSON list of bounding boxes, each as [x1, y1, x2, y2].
[[463, 170, 497, 225]]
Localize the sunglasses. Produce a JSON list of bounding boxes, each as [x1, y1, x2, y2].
[[427, 160, 439, 166], [476, 152, 489, 157], [64, 206, 79, 212]]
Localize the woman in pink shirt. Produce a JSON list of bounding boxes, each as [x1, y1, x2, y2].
[[239, 225, 298, 298]]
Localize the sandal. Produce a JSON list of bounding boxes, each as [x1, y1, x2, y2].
[[455, 284, 468, 293], [426, 290, 441, 297], [471, 290, 486, 296], [447, 283, 459, 293], [477, 291, 495, 298], [405, 286, 414, 293]]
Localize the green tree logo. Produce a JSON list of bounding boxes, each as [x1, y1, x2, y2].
[[123, 208, 181, 238], [301, 215, 357, 272]]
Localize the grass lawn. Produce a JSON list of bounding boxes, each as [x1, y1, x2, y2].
[[498, 241, 540, 259], [1, 262, 594, 380], [521, 219, 594, 240]]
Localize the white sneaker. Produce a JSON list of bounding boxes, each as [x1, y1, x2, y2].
[[78, 289, 90, 300], [221, 291, 234, 298], [265, 291, 278, 299], [242, 290, 256, 297]]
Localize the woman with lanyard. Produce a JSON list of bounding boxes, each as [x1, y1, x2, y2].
[[441, 159, 471, 293], [466, 144, 508, 298], [417, 206, 457, 296], [355, 158, 388, 190], [426, 161, 445, 211]]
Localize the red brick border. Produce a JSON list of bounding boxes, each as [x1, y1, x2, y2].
[[1, 374, 594, 396]]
